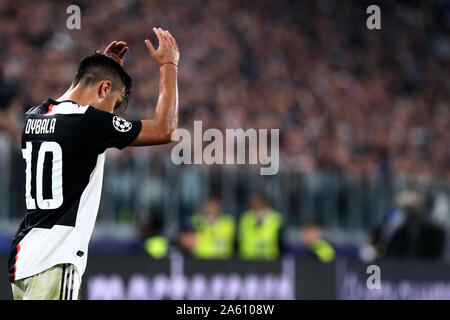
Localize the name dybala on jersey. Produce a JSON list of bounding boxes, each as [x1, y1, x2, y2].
[[7, 98, 142, 283]]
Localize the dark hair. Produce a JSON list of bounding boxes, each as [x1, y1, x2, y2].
[[72, 54, 132, 109]]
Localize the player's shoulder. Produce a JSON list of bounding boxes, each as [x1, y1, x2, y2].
[[86, 107, 135, 132]]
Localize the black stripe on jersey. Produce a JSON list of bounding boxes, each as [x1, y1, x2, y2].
[[64, 265, 70, 300], [42, 152, 53, 200], [59, 264, 66, 300]]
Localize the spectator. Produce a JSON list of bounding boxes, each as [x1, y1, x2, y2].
[[386, 188, 446, 260], [299, 222, 335, 263], [238, 192, 284, 260], [141, 214, 169, 259], [179, 197, 235, 259]]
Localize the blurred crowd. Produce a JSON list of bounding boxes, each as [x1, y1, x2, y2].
[[0, 0, 448, 183]]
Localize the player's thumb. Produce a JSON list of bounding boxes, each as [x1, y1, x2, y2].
[[145, 39, 157, 57]]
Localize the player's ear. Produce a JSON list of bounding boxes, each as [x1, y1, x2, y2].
[[98, 80, 112, 99]]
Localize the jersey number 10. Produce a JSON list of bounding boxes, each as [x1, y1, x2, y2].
[[22, 141, 63, 210]]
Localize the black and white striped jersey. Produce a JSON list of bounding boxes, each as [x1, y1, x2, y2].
[[8, 98, 142, 282]]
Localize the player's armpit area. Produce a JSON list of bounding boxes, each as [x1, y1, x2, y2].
[[129, 119, 176, 146]]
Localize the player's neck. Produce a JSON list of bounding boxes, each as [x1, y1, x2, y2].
[[56, 84, 94, 108]]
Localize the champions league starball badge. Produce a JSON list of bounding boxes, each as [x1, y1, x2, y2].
[[112, 116, 132, 132]]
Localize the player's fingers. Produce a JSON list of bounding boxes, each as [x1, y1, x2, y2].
[[158, 28, 170, 45], [163, 30, 173, 46], [144, 39, 156, 57], [119, 46, 129, 59], [153, 28, 165, 47], [114, 41, 126, 51], [167, 30, 179, 50], [113, 43, 126, 56], [166, 31, 178, 50], [104, 41, 117, 53], [111, 42, 126, 56]]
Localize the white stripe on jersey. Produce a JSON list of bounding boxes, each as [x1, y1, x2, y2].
[[14, 153, 105, 283], [45, 101, 89, 116]]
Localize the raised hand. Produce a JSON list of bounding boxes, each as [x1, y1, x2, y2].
[[96, 41, 129, 66], [144, 28, 180, 67]]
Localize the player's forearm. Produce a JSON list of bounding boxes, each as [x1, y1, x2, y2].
[[132, 65, 178, 146], [154, 64, 179, 139]]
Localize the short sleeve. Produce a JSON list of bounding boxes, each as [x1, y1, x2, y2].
[[84, 107, 142, 153]]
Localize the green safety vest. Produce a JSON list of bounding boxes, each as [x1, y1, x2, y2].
[[238, 209, 283, 260], [311, 239, 335, 263], [143, 236, 169, 259], [191, 213, 235, 259]]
